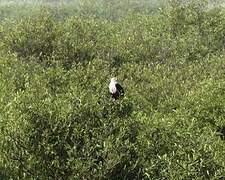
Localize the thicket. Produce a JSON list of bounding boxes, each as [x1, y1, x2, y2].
[[1, 0, 225, 179]]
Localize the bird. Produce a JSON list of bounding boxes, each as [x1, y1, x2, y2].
[[109, 77, 124, 100]]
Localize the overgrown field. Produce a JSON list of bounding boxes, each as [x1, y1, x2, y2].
[[1, 0, 225, 179]]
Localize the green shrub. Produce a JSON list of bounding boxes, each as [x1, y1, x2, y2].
[[2, 11, 57, 66], [1, 0, 225, 179]]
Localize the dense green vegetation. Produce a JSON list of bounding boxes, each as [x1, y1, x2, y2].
[[1, 0, 225, 179]]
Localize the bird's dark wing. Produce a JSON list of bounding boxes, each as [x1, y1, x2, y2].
[[115, 83, 124, 95]]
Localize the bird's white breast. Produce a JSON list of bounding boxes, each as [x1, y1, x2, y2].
[[109, 82, 117, 94]]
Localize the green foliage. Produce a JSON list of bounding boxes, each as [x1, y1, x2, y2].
[[1, 0, 225, 179]]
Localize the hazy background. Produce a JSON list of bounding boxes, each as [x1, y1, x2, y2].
[[0, 0, 225, 6], [0, 0, 170, 21], [1, 0, 225, 19]]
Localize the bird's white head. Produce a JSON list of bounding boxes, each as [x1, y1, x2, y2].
[[111, 77, 117, 82]]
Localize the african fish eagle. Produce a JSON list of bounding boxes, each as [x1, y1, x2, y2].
[[109, 77, 124, 100]]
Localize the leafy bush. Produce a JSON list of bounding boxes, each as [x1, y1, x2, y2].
[[1, 0, 225, 179]]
